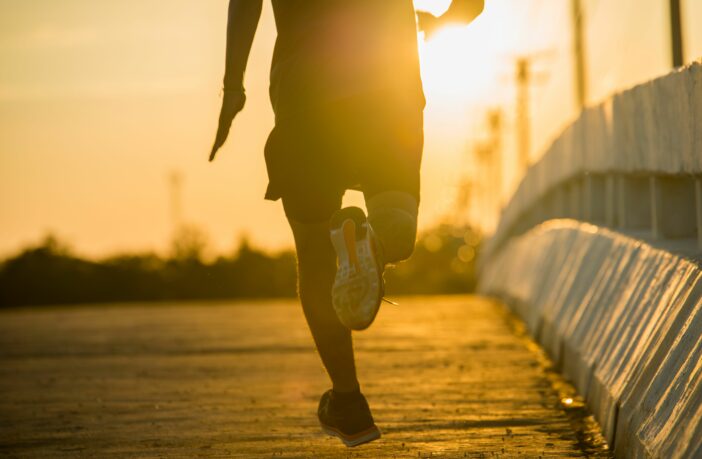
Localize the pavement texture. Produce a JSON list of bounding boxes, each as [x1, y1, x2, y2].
[[0, 295, 610, 458]]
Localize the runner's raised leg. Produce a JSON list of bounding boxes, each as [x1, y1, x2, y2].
[[366, 190, 418, 264]]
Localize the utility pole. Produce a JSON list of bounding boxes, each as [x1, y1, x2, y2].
[[669, 0, 684, 67], [487, 110, 503, 210], [473, 142, 492, 230], [571, 0, 587, 110], [503, 53, 549, 182], [461, 110, 503, 231], [169, 170, 183, 236], [516, 58, 531, 174], [454, 177, 473, 225]]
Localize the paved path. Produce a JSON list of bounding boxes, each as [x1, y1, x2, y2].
[[0, 296, 609, 458]]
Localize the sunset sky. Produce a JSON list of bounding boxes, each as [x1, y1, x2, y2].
[[1, 0, 700, 258]]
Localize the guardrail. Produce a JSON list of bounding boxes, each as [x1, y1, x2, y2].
[[483, 59, 702, 259]]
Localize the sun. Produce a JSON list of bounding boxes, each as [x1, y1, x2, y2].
[[415, 1, 512, 107], [413, 0, 452, 16]]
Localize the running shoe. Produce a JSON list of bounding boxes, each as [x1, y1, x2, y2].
[[318, 389, 381, 447], [329, 206, 384, 330]]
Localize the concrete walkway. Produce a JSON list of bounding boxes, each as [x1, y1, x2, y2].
[[0, 296, 609, 458]]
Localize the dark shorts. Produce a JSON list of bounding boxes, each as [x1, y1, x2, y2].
[[264, 92, 424, 223]]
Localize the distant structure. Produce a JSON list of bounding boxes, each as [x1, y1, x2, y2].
[[571, 0, 588, 110], [169, 171, 184, 236], [515, 58, 532, 175], [460, 109, 504, 233], [506, 52, 550, 179], [487, 110, 503, 210], [669, 0, 684, 67]]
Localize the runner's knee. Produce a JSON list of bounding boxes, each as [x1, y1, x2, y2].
[[366, 192, 418, 264], [371, 211, 417, 263]]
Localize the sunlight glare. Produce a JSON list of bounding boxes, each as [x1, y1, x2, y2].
[[413, 0, 451, 16], [417, 6, 507, 106]]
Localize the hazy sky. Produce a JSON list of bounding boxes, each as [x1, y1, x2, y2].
[[1, 0, 700, 257]]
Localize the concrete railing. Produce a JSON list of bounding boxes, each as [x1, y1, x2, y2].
[[480, 60, 702, 458], [484, 60, 702, 259]]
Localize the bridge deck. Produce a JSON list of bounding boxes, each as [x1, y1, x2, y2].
[[0, 296, 609, 458]]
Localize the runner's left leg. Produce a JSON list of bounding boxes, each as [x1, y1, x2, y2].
[[288, 219, 360, 393]]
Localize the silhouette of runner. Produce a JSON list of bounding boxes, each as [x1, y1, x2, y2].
[[211, 0, 483, 447]]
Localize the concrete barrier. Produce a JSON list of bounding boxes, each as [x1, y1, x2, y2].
[[479, 220, 702, 458]]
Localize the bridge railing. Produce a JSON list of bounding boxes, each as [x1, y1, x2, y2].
[[479, 60, 702, 458], [484, 60, 702, 258]]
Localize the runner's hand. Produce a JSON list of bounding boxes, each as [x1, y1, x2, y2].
[[416, 11, 441, 40], [209, 89, 246, 162], [417, 0, 484, 40]]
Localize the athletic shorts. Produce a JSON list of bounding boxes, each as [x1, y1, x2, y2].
[[264, 91, 424, 223]]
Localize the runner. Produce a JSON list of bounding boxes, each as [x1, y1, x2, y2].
[[211, 0, 483, 447]]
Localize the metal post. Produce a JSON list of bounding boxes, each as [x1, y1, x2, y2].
[[617, 176, 627, 229], [651, 176, 661, 239], [516, 59, 531, 175], [572, 0, 588, 109], [670, 0, 684, 67], [584, 175, 593, 221], [605, 174, 616, 227], [488, 110, 503, 210], [169, 171, 183, 235], [696, 178, 702, 249]]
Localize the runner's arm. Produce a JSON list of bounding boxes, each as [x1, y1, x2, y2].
[[209, 0, 263, 162], [223, 0, 263, 91], [442, 0, 484, 26]]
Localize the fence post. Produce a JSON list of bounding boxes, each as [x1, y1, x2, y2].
[[696, 178, 702, 249], [605, 174, 616, 227], [651, 176, 662, 239], [617, 176, 627, 229], [583, 175, 592, 221]]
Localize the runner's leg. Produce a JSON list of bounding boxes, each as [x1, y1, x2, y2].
[[287, 215, 360, 393], [366, 190, 418, 264], [357, 92, 423, 265]]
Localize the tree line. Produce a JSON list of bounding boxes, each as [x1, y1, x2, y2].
[[0, 223, 480, 307]]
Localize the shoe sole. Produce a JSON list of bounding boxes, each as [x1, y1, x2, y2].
[[320, 422, 382, 447], [330, 207, 383, 331], [330, 207, 368, 242]]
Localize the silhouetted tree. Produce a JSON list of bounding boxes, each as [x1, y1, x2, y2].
[[0, 224, 480, 307]]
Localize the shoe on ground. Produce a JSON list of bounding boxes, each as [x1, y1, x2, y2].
[[318, 389, 381, 447], [330, 206, 385, 331]]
